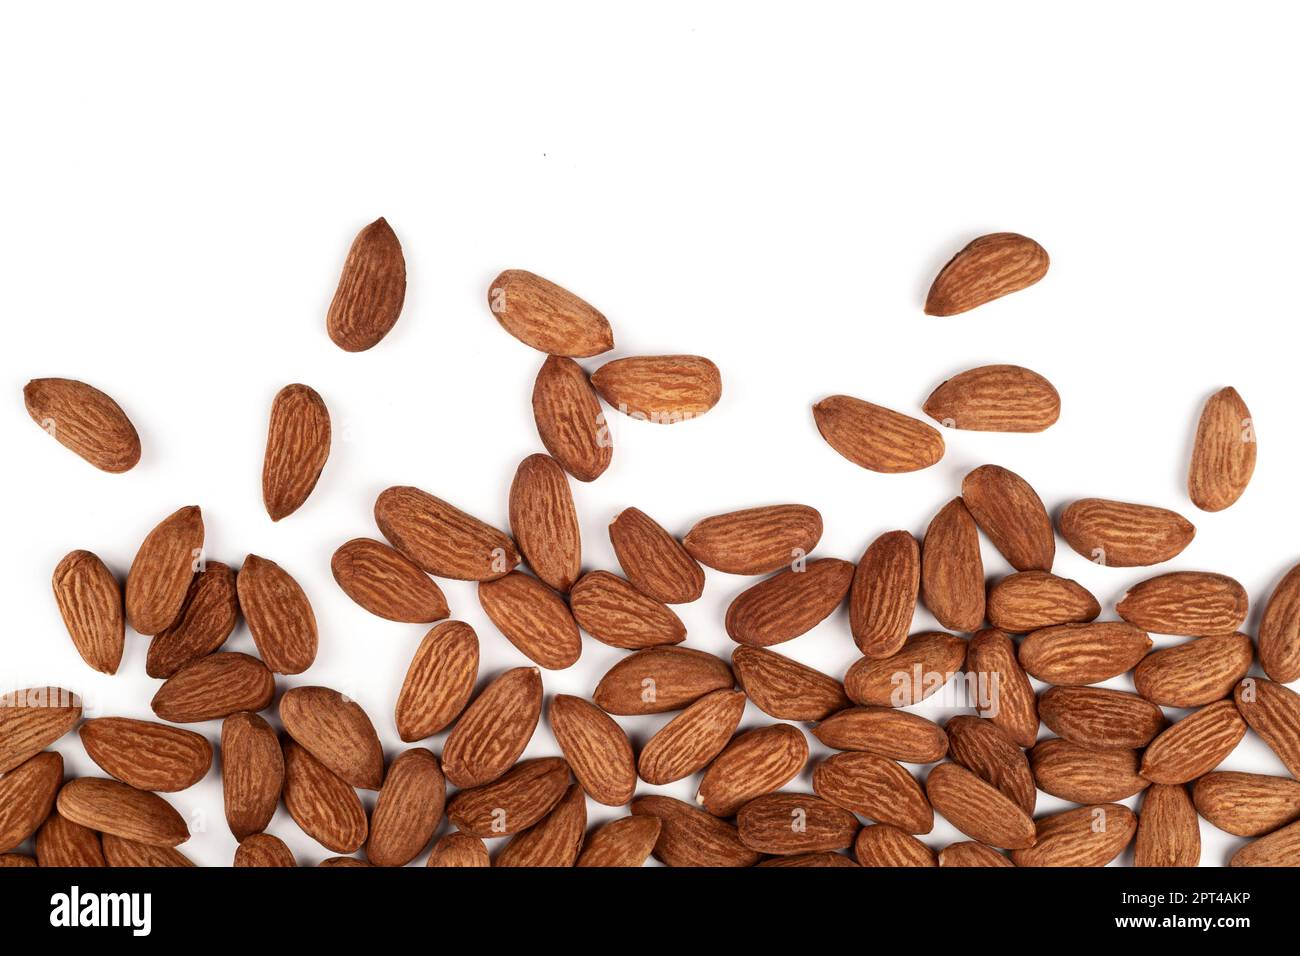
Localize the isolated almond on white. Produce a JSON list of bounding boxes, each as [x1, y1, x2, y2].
[[23, 378, 141, 472], [924, 233, 1049, 316], [922, 365, 1059, 432], [591, 355, 721, 423], [262, 383, 331, 521], [52, 550, 124, 675], [326, 217, 405, 352], [1188, 386, 1255, 512], [487, 269, 613, 357]]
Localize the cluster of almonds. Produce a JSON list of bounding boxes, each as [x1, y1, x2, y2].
[[3, 227, 1298, 868]]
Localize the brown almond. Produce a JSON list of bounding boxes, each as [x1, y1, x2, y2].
[[921, 498, 984, 632], [146, 562, 239, 678], [922, 364, 1059, 432], [591, 355, 721, 423], [1029, 739, 1149, 804], [237, 554, 318, 675], [330, 538, 448, 624], [234, 833, 296, 868], [1039, 686, 1165, 750], [731, 646, 849, 721], [151, 652, 275, 723], [725, 558, 854, 647], [221, 712, 283, 840], [637, 689, 746, 786], [925, 762, 1035, 850], [101, 836, 194, 868], [697, 723, 808, 818], [736, 793, 859, 855], [533, 355, 613, 481], [279, 686, 384, 790], [446, 758, 570, 838], [1231, 820, 1300, 867], [812, 395, 944, 473], [1234, 677, 1300, 778], [1134, 784, 1200, 867], [487, 269, 613, 357], [1116, 571, 1248, 637], [1058, 498, 1196, 567], [812, 752, 932, 833], [938, 842, 1014, 867], [375, 485, 519, 581], [262, 383, 330, 520], [945, 715, 1036, 815], [23, 377, 141, 472], [57, 777, 188, 847], [125, 505, 203, 636], [1019, 622, 1153, 685], [854, 824, 936, 867], [478, 571, 581, 669], [843, 631, 968, 707], [496, 783, 587, 867], [1140, 700, 1247, 784], [1133, 633, 1254, 707], [576, 815, 660, 868], [79, 717, 212, 792], [811, 707, 948, 763], [0, 686, 82, 773], [1193, 772, 1300, 837], [1012, 804, 1137, 867], [1259, 561, 1300, 683], [441, 667, 543, 788], [281, 739, 368, 853], [569, 571, 686, 649], [593, 646, 733, 716], [317, 856, 371, 868], [0, 752, 64, 852], [36, 810, 105, 867], [967, 629, 1039, 748], [630, 795, 759, 867], [395, 620, 479, 741], [0, 855, 37, 867], [1188, 386, 1256, 512], [683, 505, 823, 576], [759, 852, 860, 867], [987, 572, 1100, 633], [609, 508, 704, 604], [326, 217, 405, 352], [509, 453, 582, 592], [924, 233, 1049, 316], [427, 832, 490, 867], [52, 550, 124, 675], [548, 695, 636, 807], [850, 530, 920, 658], [366, 749, 445, 867], [961, 464, 1054, 571]]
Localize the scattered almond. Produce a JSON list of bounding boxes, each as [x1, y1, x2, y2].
[[569, 571, 686, 649], [237, 554, 318, 675], [609, 507, 705, 604], [591, 355, 721, 423], [57, 777, 189, 847], [395, 620, 480, 742], [261, 383, 330, 520], [730, 646, 849, 721], [1192, 772, 1300, 837], [843, 631, 967, 707], [1057, 498, 1195, 567], [146, 561, 239, 679], [79, 717, 212, 792], [220, 712, 283, 840], [23, 377, 141, 472], [1132, 632, 1253, 707], [725, 558, 854, 647], [508, 453, 582, 592], [478, 570, 582, 669], [630, 795, 759, 867], [0, 686, 82, 773], [1012, 804, 1136, 867], [1188, 386, 1255, 512], [1134, 784, 1200, 868], [696, 723, 808, 818], [365, 749, 445, 867], [51, 550, 124, 675], [279, 685, 384, 790], [532, 355, 613, 481], [375, 485, 519, 581], [811, 707, 948, 763], [125, 505, 203, 636], [813, 395, 944, 473], [924, 233, 1049, 316], [36, 810, 106, 867], [593, 646, 733, 716], [1116, 571, 1248, 637], [0, 752, 64, 852], [548, 694, 636, 807], [441, 666, 542, 787], [330, 538, 449, 624], [987, 572, 1100, 633], [281, 739, 368, 854], [946, 715, 1036, 815], [925, 762, 1036, 850], [1038, 686, 1165, 750], [496, 783, 587, 867], [487, 269, 613, 357], [849, 530, 919, 658], [446, 757, 570, 838], [427, 832, 491, 867], [967, 629, 1039, 748], [812, 751, 932, 833], [326, 217, 405, 352], [637, 689, 746, 785], [854, 824, 936, 867], [1029, 738, 1149, 804], [576, 815, 661, 868], [922, 364, 1060, 432], [1140, 700, 1247, 784], [1019, 622, 1152, 686], [683, 504, 823, 576], [961, 464, 1054, 571], [921, 497, 984, 632], [1258, 561, 1300, 683], [1233, 678, 1300, 778], [151, 652, 275, 723], [736, 792, 859, 855]]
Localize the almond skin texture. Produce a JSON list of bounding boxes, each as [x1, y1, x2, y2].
[[1116, 571, 1248, 637], [594, 646, 733, 716], [987, 572, 1101, 633], [478, 571, 582, 670], [101, 836, 194, 868], [125, 505, 203, 636], [759, 852, 860, 868], [637, 689, 747, 785], [938, 842, 1013, 867], [967, 629, 1039, 748], [533, 355, 613, 482], [925, 762, 1036, 850], [375, 486, 520, 581], [813, 395, 944, 473], [1188, 386, 1256, 512], [441, 667, 543, 788], [509, 453, 582, 592], [1234, 678, 1300, 778], [57, 777, 189, 847], [151, 652, 275, 723], [234, 834, 296, 868], [279, 686, 384, 790], [79, 718, 212, 792], [487, 269, 613, 357], [1058, 498, 1196, 567], [630, 795, 759, 867], [1133, 633, 1254, 707], [0, 686, 82, 773], [577, 815, 661, 867], [1019, 622, 1153, 686], [945, 715, 1036, 815], [1231, 820, 1300, 867], [427, 832, 491, 867], [0, 855, 37, 867], [237, 555, 318, 675], [924, 233, 1049, 316], [922, 364, 1060, 432], [1040, 687, 1165, 751], [262, 383, 330, 520], [281, 739, 368, 853], [961, 465, 1054, 571], [1259, 562, 1300, 683], [736, 793, 859, 855], [395, 621, 479, 741], [854, 824, 937, 867], [52, 550, 124, 675], [812, 707, 948, 763], [731, 646, 849, 721], [36, 810, 105, 867], [146, 562, 239, 679], [23, 377, 141, 472], [591, 355, 722, 423], [496, 783, 587, 867], [330, 538, 448, 624], [1012, 804, 1137, 867], [0, 752, 63, 852], [1134, 784, 1200, 867], [850, 530, 920, 658], [684, 505, 823, 576], [326, 217, 405, 352], [844, 631, 968, 707], [812, 752, 932, 833], [1193, 772, 1300, 837], [446, 758, 570, 838], [697, 723, 809, 818], [609, 507, 704, 604], [366, 749, 445, 867], [221, 712, 283, 840], [569, 571, 686, 649], [725, 558, 854, 648], [1030, 739, 1149, 804], [1140, 700, 1247, 784], [921, 498, 984, 632], [548, 694, 636, 807]]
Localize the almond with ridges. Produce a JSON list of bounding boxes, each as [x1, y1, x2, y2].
[[1133, 633, 1253, 707], [509, 453, 581, 592], [441, 667, 542, 788], [731, 646, 849, 721], [1039, 686, 1165, 750], [850, 530, 919, 658], [262, 383, 330, 520], [922, 364, 1059, 432], [279, 686, 384, 790], [725, 558, 854, 647], [854, 825, 936, 867], [967, 629, 1039, 748], [496, 784, 586, 867], [844, 631, 967, 707], [330, 538, 448, 624], [1140, 700, 1247, 784], [1193, 772, 1300, 837], [813, 395, 944, 473], [921, 498, 984, 632], [395, 621, 479, 741], [101, 836, 194, 868], [576, 816, 661, 867], [427, 832, 490, 867], [945, 715, 1036, 815], [52, 550, 123, 675], [478, 571, 581, 669], [79, 718, 212, 792], [0, 752, 63, 852], [151, 653, 275, 723], [446, 758, 570, 838], [533, 356, 613, 481], [1188, 386, 1255, 512], [736, 793, 859, 855], [548, 694, 636, 807], [630, 795, 759, 867], [1233, 678, 1300, 778], [1012, 804, 1137, 867], [1030, 739, 1149, 804], [938, 842, 1014, 867], [234, 833, 296, 867], [375, 485, 519, 581], [683, 505, 823, 576], [237, 554, 317, 675], [961, 464, 1054, 571], [281, 739, 367, 853], [0, 686, 82, 773], [811, 707, 948, 763], [366, 749, 445, 867], [697, 723, 808, 818], [987, 572, 1100, 633], [1057, 498, 1195, 567], [925, 762, 1036, 850], [1230, 820, 1300, 867], [326, 217, 405, 352], [23, 377, 141, 472], [593, 646, 733, 716], [758, 852, 860, 867], [57, 777, 188, 847], [569, 571, 686, 649], [487, 269, 613, 357], [1019, 622, 1152, 686], [36, 810, 105, 867], [221, 712, 283, 840], [1259, 561, 1300, 683], [146, 562, 238, 678], [591, 355, 721, 423], [812, 752, 932, 833], [609, 507, 704, 604], [924, 233, 1049, 316], [0, 855, 36, 867], [637, 689, 746, 785], [125, 505, 203, 636], [1134, 784, 1199, 867], [1116, 571, 1248, 637]]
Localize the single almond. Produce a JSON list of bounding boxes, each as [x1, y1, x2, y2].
[[509, 453, 582, 592], [1133, 632, 1254, 707], [921, 498, 984, 632], [637, 689, 746, 785], [478, 571, 582, 670], [569, 571, 686, 649], [759, 852, 860, 867], [925, 762, 1036, 850], [591, 355, 721, 423], [221, 712, 283, 840], [52, 550, 124, 675], [593, 646, 733, 716], [938, 842, 1013, 867], [922, 364, 1059, 432], [487, 269, 613, 357], [812, 751, 932, 833], [945, 715, 1036, 815], [1039, 686, 1165, 751], [1116, 571, 1248, 637], [1188, 386, 1256, 512], [101, 836, 194, 868], [987, 572, 1100, 633], [967, 629, 1039, 748], [843, 631, 968, 707], [57, 777, 188, 847], [279, 685, 384, 790], [1140, 700, 1247, 784], [237, 554, 318, 675], [365, 749, 445, 867], [281, 738, 368, 854], [961, 464, 1054, 571], [1011, 804, 1136, 867], [696, 723, 808, 818], [0, 752, 64, 852], [683, 504, 823, 576], [548, 694, 636, 807], [234, 833, 296, 868], [146, 562, 239, 679], [1029, 738, 1149, 804], [445, 757, 570, 837], [609, 507, 704, 604], [924, 232, 1049, 316], [811, 707, 948, 764], [1192, 771, 1300, 837], [395, 621, 480, 741], [1258, 561, 1300, 683], [326, 217, 405, 352], [441, 667, 543, 788], [1234, 677, 1300, 778], [854, 824, 936, 867], [375, 485, 519, 581], [576, 815, 661, 867], [23, 377, 141, 472], [725, 558, 854, 648], [850, 530, 920, 658], [427, 832, 491, 867], [1058, 498, 1196, 567], [731, 646, 849, 721], [812, 395, 944, 473], [262, 383, 330, 520], [79, 717, 212, 792], [496, 783, 587, 867], [152, 652, 274, 723], [0, 686, 82, 773], [1019, 622, 1153, 685], [1134, 784, 1200, 867], [1230, 820, 1300, 867], [36, 810, 105, 867], [532, 355, 613, 482], [736, 792, 859, 855], [330, 538, 448, 624], [125, 505, 203, 636], [630, 795, 759, 867]]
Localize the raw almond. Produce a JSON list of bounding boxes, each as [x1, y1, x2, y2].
[[146, 561, 239, 678], [221, 712, 283, 840], [945, 715, 1036, 815], [1188, 386, 1256, 512], [151, 652, 275, 723], [593, 646, 733, 716], [637, 689, 746, 785], [427, 832, 491, 867], [330, 538, 449, 624], [1019, 622, 1152, 685], [36, 810, 105, 867], [736, 793, 859, 855], [23, 377, 141, 472], [812, 395, 944, 473], [125, 505, 203, 636], [496, 783, 587, 867], [843, 631, 967, 707], [1132, 632, 1254, 707], [609, 507, 704, 604], [261, 383, 330, 520], [759, 852, 859, 867], [441, 666, 543, 787], [730, 646, 849, 721], [1012, 804, 1137, 867], [237, 554, 319, 675], [924, 233, 1049, 316], [375, 485, 519, 580], [0, 855, 36, 867], [629, 795, 759, 867], [0, 752, 63, 852], [446, 757, 570, 838], [683, 504, 823, 576], [811, 707, 948, 763], [987, 572, 1100, 633], [52, 550, 124, 675], [967, 629, 1039, 748], [854, 824, 936, 867], [395, 620, 480, 741], [532, 355, 613, 481], [548, 694, 636, 807], [925, 762, 1036, 850], [1140, 700, 1247, 784], [1029, 739, 1149, 803], [1192, 772, 1300, 837], [938, 842, 1013, 867], [961, 464, 1054, 571], [812, 752, 932, 833], [478, 571, 582, 670], [281, 739, 368, 853], [1234, 677, 1300, 778], [1116, 571, 1248, 637], [1258, 561, 1300, 683], [569, 571, 686, 649], [1057, 498, 1196, 567], [849, 530, 920, 658], [576, 815, 661, 867], [326, 217, 405, 352], [1039, 686, 1165, 750], [922, 364, 1059, 432], [487, 269, 613, 357], [101, 836, 194, 868], [365, 748, 445, 867], [725, 558, 854, 647], [0, 686, 82, 773], [697, 723, 808, 818], [57, 777, 188, 847], [1230, 820, 1300, 867], [509, 453, 582, 592], [79, 717, 212, 792], [317, 856, 371, 867], [279, 686, 384, 790], [1134, 784, 1200, 867], [591, 355, 721, 423], [921, 498, 984, 632], [234, 834, 296, 868]]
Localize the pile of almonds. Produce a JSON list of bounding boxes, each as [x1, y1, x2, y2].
[[4, 227, 1299, 868]]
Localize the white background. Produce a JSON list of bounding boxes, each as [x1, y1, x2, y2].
[[2, 1, 1297, 867]]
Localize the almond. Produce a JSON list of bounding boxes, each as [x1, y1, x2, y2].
[[1188, 386, 1256, 512], [548, 694, 635, 807], [441, 667, 543, 788], [1019, 622, 1152, 685], [365, 749, 445, 867], [57, 777, 188, 847], [0, 686, 82, 773], [697, 724, 808, 818], [262, 383, 330, 520], [395, 620, 480, 741], [0, 752, 63, 852], [925, 762, 1036, 849], [1012, 804, 1137, 867], [1134, 784, 1200, 867], [967, 629, 1039, 748], [811, 707, 948, 763], [922, 364, 1059, 432], [853, 824, 936, 867], [591, 355, 721, 423], [961, 464, 1054, 571], [281, 738, 368, 853], [1039, 686, 1165, 751], [1193, 772, 1300, 837], [1057, 498, 1196, 567], [101, 836, 194, 868], [317, 856, 371, 868], [487, 269, 613, 357], [1234, 677, 1300, 778], [1133, 632, 1253, 707], [151, 652, 275, 723], [630, 795, 759, 867], [0, 855, 36, 867], [532, 355, 613, 481], [326, 217, 405, 352], [79, 717, 212, 792], [731, 646, 848, 721], [569, 571, 686, 649], [125, 505, 203, 635], [683, 505, 823, 576], [924, 233, 1049, 316], [146, 561, 239, 678], [812, 752, 932, 833], [576, 815, 661, 868], [759, 852, 860, 867], [508, 453, 582, 592], [221, 712, 283, 840], [52, 550, 124, 675], [593, 646, 733, 715], [23, 377, 141, 472], [736, 793, 859, 855], [937, 842, 1013, 867], [375, 485, 519, 581], [478, 571, 582, 669], [1259, 561, 1300, 683], [987, 572, 1100, 633], [1116, 571, 1248, 637], [637, 689, 746, 785], [843, 631, 968, 707], [609, 507, 705, 604], [446, 757, 570, 837], [496, 783, 587, 867], [427, 832, 491, 867], [812, 395, 944, 473], [921, 498, 984, 632], [725, 558, 854, 647], [945, 715, 1036, 815], [330, 538, 449, 624], [1029, 739, 1149, 803], [1140, 700, 1247, 784], [234, 834, 296, 868], [279, 686, 384, 790], [237, 554, 318, 675], [1230, 820, 1300, 867], [36, 810, 105, 867], [850, 530, 920, 658]]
